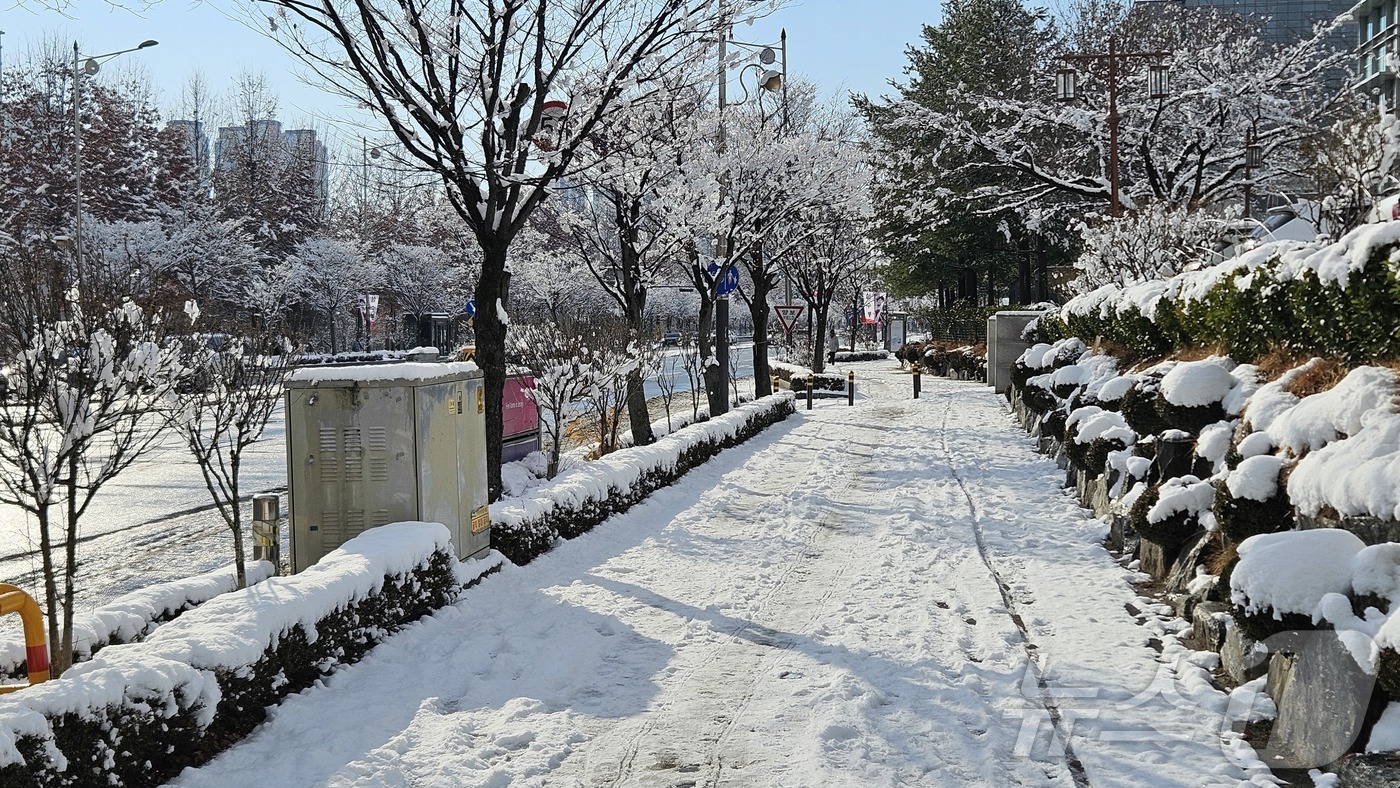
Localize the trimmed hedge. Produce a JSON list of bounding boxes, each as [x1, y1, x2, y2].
[[832, 350, 889, 362], [0, 525, 461, 788], [1038, 225, 1400, 364], [491, 394, 797, 565]]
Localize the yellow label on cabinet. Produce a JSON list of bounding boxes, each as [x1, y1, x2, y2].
[[476, 388, 485, 414], [448, 399, 457, 414], [470, 506, 491, 534]]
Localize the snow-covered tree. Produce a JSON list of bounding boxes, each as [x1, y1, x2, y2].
[[506, 323, 605, 479], [254, 0, 772, 500], [1299, 97, 1400, 236], [172, 325, 292, 589], [861, 0, 1349, 290], [212, 72, 324, 257], [288, 236, 383, 354], [1072, 202, 1219, 290], [0, 246, 185, 675]]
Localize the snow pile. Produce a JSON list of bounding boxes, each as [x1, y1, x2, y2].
[[1351, 543, 1400, 604], [1289, 410, 1400, 521], [1225, 455, 1286, 503], [1194, 420, 1236, 468], [1367, 703, 1400, 752], [1266, 366, 1397, 456], [1230, 529, 1366, 618], [1067, 407, 1134, 446], [0, 562, 275, 678], [287, 360, 480, 384], [1094, 373, 1135, 404], [1160, 357, 1236, 408], [1147, 475, 1215, 525]]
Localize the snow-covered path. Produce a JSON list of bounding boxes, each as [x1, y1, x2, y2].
[[172, 365, 1259, 787]]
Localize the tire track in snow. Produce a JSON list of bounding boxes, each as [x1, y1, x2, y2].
[[934, 397, 1093, 788]]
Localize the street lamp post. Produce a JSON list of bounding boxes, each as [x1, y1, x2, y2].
[[1056, 37, 1169, 217], [71, 39, 158, 290], [714, 22, 785, 414]]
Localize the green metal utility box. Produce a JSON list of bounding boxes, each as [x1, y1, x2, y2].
[[283, 361, 490, 572]]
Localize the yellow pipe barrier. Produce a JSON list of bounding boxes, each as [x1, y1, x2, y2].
[[0, 583, 49, 691]]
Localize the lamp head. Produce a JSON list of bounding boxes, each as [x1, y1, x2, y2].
[[138, 40, 158, 49], [759, 69, 782, 92]]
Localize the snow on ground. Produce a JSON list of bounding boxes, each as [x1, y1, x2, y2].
[[171, 364, 1258, 788]]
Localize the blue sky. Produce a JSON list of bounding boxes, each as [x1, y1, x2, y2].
[[5, 0, 938, 150]]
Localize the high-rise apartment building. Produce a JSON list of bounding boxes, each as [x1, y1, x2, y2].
[[1354, 0, 1400, 106], [1134, 0, 1355, 50], [208, 119, 329, 206]]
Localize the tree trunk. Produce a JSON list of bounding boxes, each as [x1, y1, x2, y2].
[[476, 243, 509, 502], [58, 463, 79, 675], [813, 303, 831, 374], [748, 276, 774, 397], [624, 368, 652, 445], [37, 505, 60, 676], [849, 291, 859, 351], [696, 296, 722, 417], [624, 294, 654, 446], [231, 458, 247, 589]]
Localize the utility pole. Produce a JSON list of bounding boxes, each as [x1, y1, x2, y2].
[[1058, 38, 1169, 217]]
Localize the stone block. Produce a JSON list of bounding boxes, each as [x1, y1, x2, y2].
[[1222, 624, 1270, 685], [1298, 512, 1400, 547], [1191, 602, 1231, 653], [1164, 530, 1213, 595], [1339, 753, 1400, 787], [1140, 538, 1172, 581], [1261, 632, 1380, 770]]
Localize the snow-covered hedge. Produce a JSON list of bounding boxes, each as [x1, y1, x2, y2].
[[491, 393, 797, 565], [832, 349, 889, 362], [770, 361, 845, 392], [922, 343, 987, 380], [0, 523, 464, 787], [0, 563, 276, 681], [1038, 223, 1400, 364]]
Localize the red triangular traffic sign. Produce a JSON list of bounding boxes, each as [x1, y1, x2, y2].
[[774, 304, 804, 333]]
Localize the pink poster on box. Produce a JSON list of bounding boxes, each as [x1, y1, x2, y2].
[[502, 376, 539, 437]]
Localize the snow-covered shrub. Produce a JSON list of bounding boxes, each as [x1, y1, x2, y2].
[[0, 524, 461, 785], [1064, 406, 1134, 479], [1043, 223, 1400, 364], [1214, 455, 1294, 544], [1130, 475, 1214, 550], [1119, 370, 1172, 436], [1229, 529, 1365, 642], [1267, 366, 1397, 458], [945, 345, 987, 380], [1288, 410, 1400, 523], [491, 393, 796, 565], [772, 361, 845, 392], [1156, 357, 1234, 434]]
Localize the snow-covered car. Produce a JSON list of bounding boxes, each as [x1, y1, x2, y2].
[[1235, 202, 1321, 253]]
